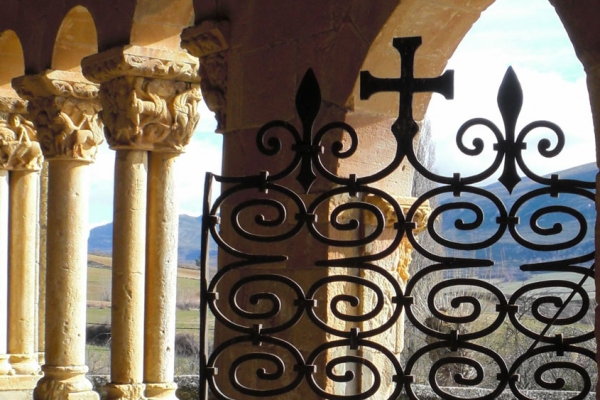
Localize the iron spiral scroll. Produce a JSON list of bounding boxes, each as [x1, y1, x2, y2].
[[199, 37, 597, 400]]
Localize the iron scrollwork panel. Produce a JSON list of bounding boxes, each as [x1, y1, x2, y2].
[[199, 36, 597, 399]]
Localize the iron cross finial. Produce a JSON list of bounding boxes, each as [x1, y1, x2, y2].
[[360, 36, 454, 139]]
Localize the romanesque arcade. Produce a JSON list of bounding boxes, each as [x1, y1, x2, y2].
[[0, 0, 598, 399]]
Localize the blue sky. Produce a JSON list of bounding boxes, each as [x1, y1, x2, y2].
[[427, 0, 594, 181], [87, 0, 595, 228]]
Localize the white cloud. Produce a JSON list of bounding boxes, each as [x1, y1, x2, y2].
[[88, 142, 115, 227], [425, 0, 595, 184]]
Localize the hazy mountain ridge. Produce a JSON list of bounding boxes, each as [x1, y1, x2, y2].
[[88, 214, 209, 264], [436, 162, 597, 277], [89, 163, 597, 272]]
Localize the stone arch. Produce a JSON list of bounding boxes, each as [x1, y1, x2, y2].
[[0, 30, 24, 92], [52, 6, 98, 72], [349, 0, 494, 119], [130, 0, 195, 50]]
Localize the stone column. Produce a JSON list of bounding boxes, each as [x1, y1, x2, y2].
[[37, 161, 48, 367], [14, 70, 104, 400], [0, 97, 10, 375], [8, 169, 40, 376], [144, 151, 179, 399], [360, 195, 430, 400], [0, 166, 8, 376], [82, 45, 201, 400], [0, 94, 44, 385]]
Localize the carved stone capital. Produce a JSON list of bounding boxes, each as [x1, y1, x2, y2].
[[0, 89, 28, 114], [98, 76, 201, 152], [13, 70, 104, 162], [82, 45, 200, 85], [364, 194, 430, 232], [181, 21, 229, 57], [0, 111, 43, 171], [364, 194, 431, 283], [182, 21, 229, 132]]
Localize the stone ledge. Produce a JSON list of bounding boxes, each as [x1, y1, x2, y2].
[[73, 377, 600, 400], [88, 376, 199, 400], [0, 375, 41, 391], [401, 384, 597, 400]]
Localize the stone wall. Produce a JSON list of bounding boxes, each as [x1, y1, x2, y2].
[[87, 377, 597, 400]]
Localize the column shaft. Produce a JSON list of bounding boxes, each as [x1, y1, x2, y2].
[[0, 170, 9, 374], [108, 149, 148, 398], [144, 152, 179, 398], [34, 161, 98, 400], [44, 161, 90, 364], [37, 163, 48, 365], [8, 170, 39, 375]]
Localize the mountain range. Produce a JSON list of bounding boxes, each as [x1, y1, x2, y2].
[[88, 214, 207, 265], [88, 163, 597, 274], [435, 162, 597, 279]]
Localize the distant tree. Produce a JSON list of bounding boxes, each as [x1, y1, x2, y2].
[[411, 119, 437, 199]]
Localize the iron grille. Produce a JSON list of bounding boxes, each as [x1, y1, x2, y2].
[[199, 36, 597, 400]]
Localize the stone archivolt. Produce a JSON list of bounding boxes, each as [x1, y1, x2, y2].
[[13, 71, 104, 162], [99, 76, 201, 152]]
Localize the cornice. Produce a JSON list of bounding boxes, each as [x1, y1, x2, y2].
[[82, 45, 201, 84]]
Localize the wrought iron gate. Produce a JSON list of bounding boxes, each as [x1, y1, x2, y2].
[[199, 37, 597, 399]]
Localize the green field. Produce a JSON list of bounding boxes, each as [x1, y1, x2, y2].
[[86, 263, 201, 375], [496, 271, 596, 295]]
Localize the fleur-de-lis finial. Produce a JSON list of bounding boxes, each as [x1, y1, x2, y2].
[[496, 66, 524, 193]]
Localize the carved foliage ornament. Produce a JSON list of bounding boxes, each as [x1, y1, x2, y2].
[[0, 112, 43, 171], [27, 96, 104, 162], [13, 71, 104, 162], [100, 76, 202, 152]]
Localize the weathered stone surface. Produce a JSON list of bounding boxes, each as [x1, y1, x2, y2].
[[36, 161, 97, 400], [0, 113, 43, 172], [13, 70, 102, 163], [34, 365, 98, 400], [110, 150, 148, 389], [0, 170, 8, 360], [181, 21, 229, 132], [8, 171, 40, 378], [82, 46, 200, 84], [96, 76, 201, 152], [144, 152, 180, 400], [89, 375, 200, 400]]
